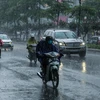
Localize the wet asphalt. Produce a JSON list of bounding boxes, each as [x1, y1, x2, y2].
[[0, 43, 100, 100]]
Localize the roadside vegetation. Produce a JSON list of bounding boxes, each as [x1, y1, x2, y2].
[[87, 44, 100, 49]]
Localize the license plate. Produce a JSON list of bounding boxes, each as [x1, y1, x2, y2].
[[73, 43, 79, 47], [68, 43, 73, 47]]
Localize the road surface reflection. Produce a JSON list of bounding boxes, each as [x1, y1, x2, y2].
[[39, 85, 59, 100], [81, 61, 86, 73]]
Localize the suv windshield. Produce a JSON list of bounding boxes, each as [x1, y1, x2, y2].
[[54, 31, 77, 39]]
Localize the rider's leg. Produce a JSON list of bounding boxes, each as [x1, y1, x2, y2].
[[28, 49, 32, 58], [41, 64, 47, 76]]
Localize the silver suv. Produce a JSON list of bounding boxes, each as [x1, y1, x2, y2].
[[43, 29, 86, 57]]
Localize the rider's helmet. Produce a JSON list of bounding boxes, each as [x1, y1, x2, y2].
[[45, 36, 54, 44], [30, 34, 34, 37], [30, 34, 35, 39]]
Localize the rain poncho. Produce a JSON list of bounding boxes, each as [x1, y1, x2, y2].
[[27, 37, 37, 52]]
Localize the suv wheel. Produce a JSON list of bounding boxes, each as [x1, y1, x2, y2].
[[79, 51, 86, 58]]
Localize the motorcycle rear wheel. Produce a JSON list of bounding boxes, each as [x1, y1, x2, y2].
[[51, 70, 59, 88], [34, 58, 37, 64]]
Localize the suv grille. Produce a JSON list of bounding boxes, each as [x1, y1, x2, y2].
[[66, 42, 80, 47]]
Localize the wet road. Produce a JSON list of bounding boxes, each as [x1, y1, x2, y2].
[[0, 42, 100, 100]]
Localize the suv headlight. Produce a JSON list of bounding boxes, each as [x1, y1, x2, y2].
[[9, 42, 12, 44], [80, 42, 85, 46], [59, 42, 65, 46]]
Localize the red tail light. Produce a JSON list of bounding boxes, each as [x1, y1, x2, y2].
[[0, 39, 3, 46], [98, 40, 100, 44]]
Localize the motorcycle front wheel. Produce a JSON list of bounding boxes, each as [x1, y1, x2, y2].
[[51, 69, 59, 89], [34, 58, 37, 64]]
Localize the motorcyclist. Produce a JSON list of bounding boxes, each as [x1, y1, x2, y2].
[[0, 39, 3, 58], [27, 34, 37, 58], [36, 36, 62, 77]]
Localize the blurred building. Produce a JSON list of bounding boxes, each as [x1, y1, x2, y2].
[[63, 0, 86, 6]]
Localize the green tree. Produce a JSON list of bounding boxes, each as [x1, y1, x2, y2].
[[0, 0, 71, 39], [44, 0, 70, 27], [70, 4, 96, 36], [83, 0, 100, 32]]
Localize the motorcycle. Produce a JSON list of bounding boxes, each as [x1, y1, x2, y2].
[[37, 51, 61, 88], [27, 44, 37, 64]]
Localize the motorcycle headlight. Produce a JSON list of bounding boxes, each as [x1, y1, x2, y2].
[[54, 41, 58, 44], [80, 42, 85, 46]]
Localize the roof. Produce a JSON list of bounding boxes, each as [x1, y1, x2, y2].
[[45, 29, 73, 32], [0, 34, 8, 37], [92, 36, 100, 37], [91, 36, 100, 39]]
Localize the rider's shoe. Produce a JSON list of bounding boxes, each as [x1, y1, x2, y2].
[[40, 72, 43, 76], [28, 55, 30, 58], [37, 72, 43, 79]]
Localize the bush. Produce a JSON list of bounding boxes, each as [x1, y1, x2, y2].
[[87, 44, 100, 49]]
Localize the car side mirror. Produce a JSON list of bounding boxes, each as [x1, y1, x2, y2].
[[78, 37, 84, 40], [78, 37, 82, 39], [42, 37, 45, 40]]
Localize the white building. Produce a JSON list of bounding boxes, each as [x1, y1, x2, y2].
[[64, 0, 79, 6], [65, 0, 85, 6]]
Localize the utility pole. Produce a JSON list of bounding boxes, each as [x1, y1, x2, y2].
[[56, 0, 59, 28], [77, 0, 81, 37], [38, 0, 41, 41]]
